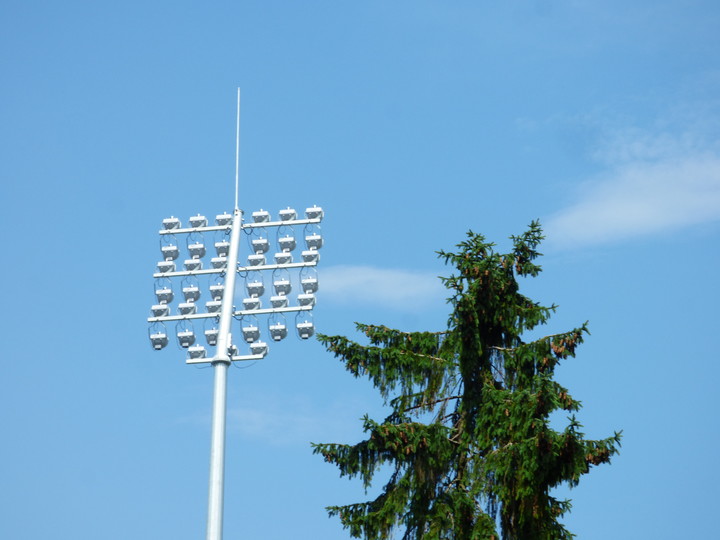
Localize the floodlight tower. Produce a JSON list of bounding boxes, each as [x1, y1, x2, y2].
[[146, 90, 323, 540]]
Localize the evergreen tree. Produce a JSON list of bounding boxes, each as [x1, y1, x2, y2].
[[313, 222, 621, 539]]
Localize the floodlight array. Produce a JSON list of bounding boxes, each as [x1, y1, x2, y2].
[[148, 207, 323, 364]]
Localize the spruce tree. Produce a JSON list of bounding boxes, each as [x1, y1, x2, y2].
[[313, 222, 621, 539]]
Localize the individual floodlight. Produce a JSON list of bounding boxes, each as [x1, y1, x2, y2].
[[251, 237, 269, 254], [248, 254, 266, 266], [155, 284, 174, 304], [300, 267, 318, 291], [273, 279, 291, 296], [188, 242, 206, 259], [206, 300, 222, 313], [150, 332, 169, 350], [295, 311, 314, 339], [305, 205, 323, 220], [216, 212, 232, 226], [296, 319, 315, 340], [301, 250, 319, 263], [242, 297, 261, 310], [278, 234, 296, 252], [250, 341, 268, 357], [273, 268, 292, 296], [189, 214, 208, 228], [209, 283, 224, 300], [178, 301, 197, 315], [151, 304, 169, 317], [301, 277, 318, 293], [157, 260, 176, 273], [300, 268, 318, 293], [241, 319, 260, 343], [305, 233, 323, 250], [176, 326, 196, 348], [211, 256, 227, 269], [274, 252, 293, 264], [270, 295, 288, 309], [204, 327, 219, 346], [184, 258, 203, 271], [279, 207, 297, 221], [162, 216, 181, 230], [161, 244, 180, 261], [188, 344, 207, 359], [149, 323, 169, 350], [269, 317, 288, 341], [182, 283, 201, 302], [298, 292, 316, 307], [215, 240, 230, 256], [252, 209, 270, 223], [246, 276, 265, 297]]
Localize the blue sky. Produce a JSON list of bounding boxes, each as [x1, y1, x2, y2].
[[2, 1, 719, 538]]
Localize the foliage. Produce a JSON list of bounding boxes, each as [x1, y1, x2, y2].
[[314, 222, 621, 539]]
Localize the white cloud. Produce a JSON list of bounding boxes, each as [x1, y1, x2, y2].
[[545, 131, 720, 247], [321, 265, 447, 310]]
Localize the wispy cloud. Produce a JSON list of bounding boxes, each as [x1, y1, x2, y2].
[[177, 392, 380, 447], [545, 129, 720, 248], [321, 265, 447, 310]]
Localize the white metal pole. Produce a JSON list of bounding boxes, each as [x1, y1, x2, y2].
[[206, 208, 243, 540]]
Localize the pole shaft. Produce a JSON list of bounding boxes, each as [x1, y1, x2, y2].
[[206, 361, 229, 540], [206, 209, 242, 540]]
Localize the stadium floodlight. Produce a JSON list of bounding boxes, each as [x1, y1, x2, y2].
[[157, 260, 176, 273], [189, 214, 208, 228], [215, 240, 230, 257], [247, 253, 266, 266], [206, 299, 222, 313], [209, 284, 224, 301], [163, 216, 181, 230], [188, 241, 207, 259], [251, 237, 269, 254], [305, 232, 323, 250], [149, 323, 169, 350], [250, 341, 268, 356], [301, 275, 319, 294], [146, 90, 324, 540], [298, 292, 316, 307], [241, 323, 260, 343], [279, 207, 297, 221], [270, 295, 289, 309], [188, 344, 207, 359], [252, 209, 270, 223], [274, 251, 292, 264], [278, 234, 296, 252], [151, 304, 169, 317], [296, 317, 315, 340], [211, 256, 227, 269], [204, 325, 219, 346], [301, 249, 319, 263], [176, 328, 196, 348], [216, 212, 232, 226], [242, 297, 261, 311], [161, 243, 180, 261], [305, 205, 324, 220]]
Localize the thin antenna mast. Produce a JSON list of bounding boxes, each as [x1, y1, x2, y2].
[[234, 88, 240, 210]]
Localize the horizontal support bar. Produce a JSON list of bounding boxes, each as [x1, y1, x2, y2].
[[147, 304, 313, 323], [157, 217, 320, 236], [237, 261, 317, 272], [232, 305, 313, 317], [241, 218, 321, 229], [159, 225, 232, 235], [153, 260, 317, 279], [186, 353, 266, 365], [153, 268, 226, 278]]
